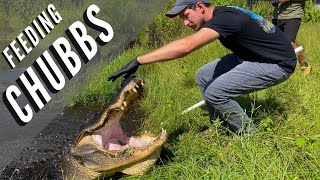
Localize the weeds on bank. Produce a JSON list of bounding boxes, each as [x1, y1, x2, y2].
[[50, 0, 320, 179], [1, 0, 320, 179], [71, 21, 320, 179]]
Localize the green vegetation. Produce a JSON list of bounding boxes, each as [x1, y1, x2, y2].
[[2, 0, 319, 179], [70, 1, 320, 179], [72, 15, 320, 180]]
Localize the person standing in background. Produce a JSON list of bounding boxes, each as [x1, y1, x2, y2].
[[272, 0, 312, 75]]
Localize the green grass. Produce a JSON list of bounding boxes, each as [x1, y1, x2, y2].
[[71, 22, 320, 179], [1, 1, 319, 179]]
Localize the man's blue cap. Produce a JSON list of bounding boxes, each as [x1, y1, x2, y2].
[[166, 0, 210, 18]]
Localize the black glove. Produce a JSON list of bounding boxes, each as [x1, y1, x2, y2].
[[107, 57, 141, 82]]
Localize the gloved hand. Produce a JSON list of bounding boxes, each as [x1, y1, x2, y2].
[[107, 57, 141, 82]]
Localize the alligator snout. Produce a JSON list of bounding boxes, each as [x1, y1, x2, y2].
[[62, 77, 167, 179]]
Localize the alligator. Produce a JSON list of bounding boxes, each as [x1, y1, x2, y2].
[[61, 76, 167, 179]]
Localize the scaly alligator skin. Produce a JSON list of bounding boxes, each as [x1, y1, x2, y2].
[[62, 77, 167, 179]]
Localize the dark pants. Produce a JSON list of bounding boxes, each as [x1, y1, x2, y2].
[[272, 18, 302, 43]]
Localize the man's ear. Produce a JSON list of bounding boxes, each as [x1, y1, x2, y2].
[[196, 2, 205, 14]]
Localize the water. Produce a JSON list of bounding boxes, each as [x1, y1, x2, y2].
[[0, 41, 145, 178], [0, 98, 146, 179], [0, 105, 101, 179], [0, 42, 60, 170], [0, 0, 172, 176]]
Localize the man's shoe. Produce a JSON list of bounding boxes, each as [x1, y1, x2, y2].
[[301, 64, 312, 75], [198, 127, 214, 136]]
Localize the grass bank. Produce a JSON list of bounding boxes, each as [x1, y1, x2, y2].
[[71, 22, 320, 179]]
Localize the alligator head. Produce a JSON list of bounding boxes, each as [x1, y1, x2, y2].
[[62, 77, 167, 179]]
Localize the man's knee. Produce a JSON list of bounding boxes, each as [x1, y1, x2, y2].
[[196, 67, 206, 86], [203, 89, 222, 106]]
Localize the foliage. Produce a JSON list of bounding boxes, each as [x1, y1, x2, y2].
[[70, 2, 320, 178], [136, 1, 187, 47], [136, 0, 320, 48], [72, 22, 320, 179], [1, 1, 319, 179], [304, 0, 320, 22]]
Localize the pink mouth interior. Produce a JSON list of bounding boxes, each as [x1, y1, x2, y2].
[[91, 117, 155, 151]]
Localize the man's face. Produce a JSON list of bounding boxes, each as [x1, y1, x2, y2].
[[179, 4, 205, 31]]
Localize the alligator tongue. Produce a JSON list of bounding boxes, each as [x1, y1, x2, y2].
[[93, 132, 157, 151], [104, 137, 127, 150], [103, 136, 157, 151]]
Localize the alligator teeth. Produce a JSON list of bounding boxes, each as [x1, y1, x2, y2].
[[123, 101, 127, 107], [120, 106, 124, 111], [141, 82, 145, 86], [135, 85, 140, 88], [161, 128, 167, 135], [132, 88, 137, 92], [120, 145, 130, 151]]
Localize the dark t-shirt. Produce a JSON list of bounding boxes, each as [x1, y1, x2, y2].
[[203, 6, 296, 73]]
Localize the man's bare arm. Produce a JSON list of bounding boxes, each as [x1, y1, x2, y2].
[[137, 28, 220, 64]]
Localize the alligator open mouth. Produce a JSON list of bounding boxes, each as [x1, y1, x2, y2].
[[91, 119, 165, 151], [62, 77, 167, 179]]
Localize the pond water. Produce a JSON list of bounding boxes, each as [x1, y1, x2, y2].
[[0, 1, 172, 176], [0, 39, 145, 178], [0, 40, 61, 171], [0, 102, 145, 179]]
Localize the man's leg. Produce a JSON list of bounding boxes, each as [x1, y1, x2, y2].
[[201, 59, 291, 133], [196, 54, 241, 121], [283, 18, 311, 75], [291, 42, 311, 75]]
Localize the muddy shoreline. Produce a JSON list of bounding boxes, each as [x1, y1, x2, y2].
[[0, 105, 101, 180], [0, 100, 146, 180]]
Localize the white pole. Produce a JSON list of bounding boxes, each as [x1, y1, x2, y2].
[[181, 46, 303, 115], [181, 100, 205, 115]]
